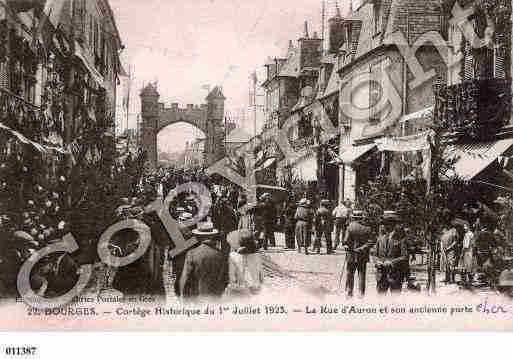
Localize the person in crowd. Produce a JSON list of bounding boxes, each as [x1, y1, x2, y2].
[[343, 210, 375, 298], [295, 198, 313, 255], [461, 222, 475, 285], [260, 193, 277, 249], [283, 198, 297, 250], [211, 195, 238, 242], [228, 186, 239, 210], [332, 199, 352, 250], [172, 214, 198, 298], [440, 221, 458, 283], [179, 222, 230, 302], [372, 212, 409, 295], [226, 229, 263, 297], [314, 199, 333, 254], [373, 211, 409, 295], [474, 217, 497, 271], [238, 202, 256, 233]]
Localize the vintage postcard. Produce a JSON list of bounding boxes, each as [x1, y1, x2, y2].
[[1, 0, 513, 333]]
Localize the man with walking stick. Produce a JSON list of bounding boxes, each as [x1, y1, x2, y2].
[[342, 210, 376, 298]]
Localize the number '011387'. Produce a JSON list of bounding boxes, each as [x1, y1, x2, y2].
[[4, 347, 37, 356]]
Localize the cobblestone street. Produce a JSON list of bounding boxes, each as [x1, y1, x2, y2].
[[159, 232, 472, 303]]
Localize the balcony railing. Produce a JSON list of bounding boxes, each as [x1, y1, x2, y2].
[[434, 79, 511, 138]]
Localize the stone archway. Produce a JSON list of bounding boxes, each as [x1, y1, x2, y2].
[[140, 83, 226, 169]]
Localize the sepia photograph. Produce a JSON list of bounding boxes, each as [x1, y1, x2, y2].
[[1, 0, 513, 334]]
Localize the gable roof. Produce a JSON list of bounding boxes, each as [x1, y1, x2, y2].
[[278, 47, 301, 78], [339, 0, 443, 71], [320, 67, 340, 99]]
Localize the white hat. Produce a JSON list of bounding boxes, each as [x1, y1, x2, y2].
[[192, 221, 219, 236], [179, 212, 193, 221]]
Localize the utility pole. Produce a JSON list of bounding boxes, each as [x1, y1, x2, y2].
[[251, 71, 258, 148], [125, 64, 132, 153], [321, 0, 326, 55]]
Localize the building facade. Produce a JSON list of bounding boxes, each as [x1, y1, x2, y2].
[[0, 0, 123, 184], [335, 0, 446, 202]]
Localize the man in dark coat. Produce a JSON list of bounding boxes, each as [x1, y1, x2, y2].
[[260, 193, 276, 248], [284, 199, 297, 250], [372, 212, 408, 294], [212, 196, 238, 241], [179, 223, 230, 301], [343, 210, 375, 298], [314, 199, 333, 254]]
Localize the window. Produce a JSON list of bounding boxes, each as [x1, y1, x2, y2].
[[373, 2, 382, 35], [448, 23, 462, 85], [94, 20, 99, 55], [0, 62, 8, 89], [89, 14, 93, 48]]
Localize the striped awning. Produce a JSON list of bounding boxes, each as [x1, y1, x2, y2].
[[339, 143, 377, 165], [446, 139, 513, 180]]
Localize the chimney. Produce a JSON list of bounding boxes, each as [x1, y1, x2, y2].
[[335, 1, 341, 18], [313, 31, 319, 39], [288, 40, 294, 50], [303, 21, 309, 38]]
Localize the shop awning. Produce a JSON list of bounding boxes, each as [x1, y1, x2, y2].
[[74, 41, 105, 88], [446, 139, 513, 180], [0, 122, 68, 155], [339, 143, 377, 165]]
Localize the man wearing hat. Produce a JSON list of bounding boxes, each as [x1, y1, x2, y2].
[[179, 222, 230, 301], [295, 198, 313, 254], [314, 199, 334, 254], [372, 211, 409, 294], [343, 210, 375, 298]]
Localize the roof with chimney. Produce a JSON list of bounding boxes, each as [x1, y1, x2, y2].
[[206, 86, 226, 101], [339, 0, 443, 70]]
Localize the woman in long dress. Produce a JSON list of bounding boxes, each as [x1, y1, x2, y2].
[[227, 230, 263, 297]]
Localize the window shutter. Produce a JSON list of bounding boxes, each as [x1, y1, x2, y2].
[[494, 46, 505, 79], [463, 41, 474, 81]]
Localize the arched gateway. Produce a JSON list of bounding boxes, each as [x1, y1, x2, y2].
[[140, 83, 226, 169]]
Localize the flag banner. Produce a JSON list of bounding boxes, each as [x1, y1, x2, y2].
[[375, 130, 435, 153]]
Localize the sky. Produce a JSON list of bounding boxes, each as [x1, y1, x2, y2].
[[111, 0, 351, 153]]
